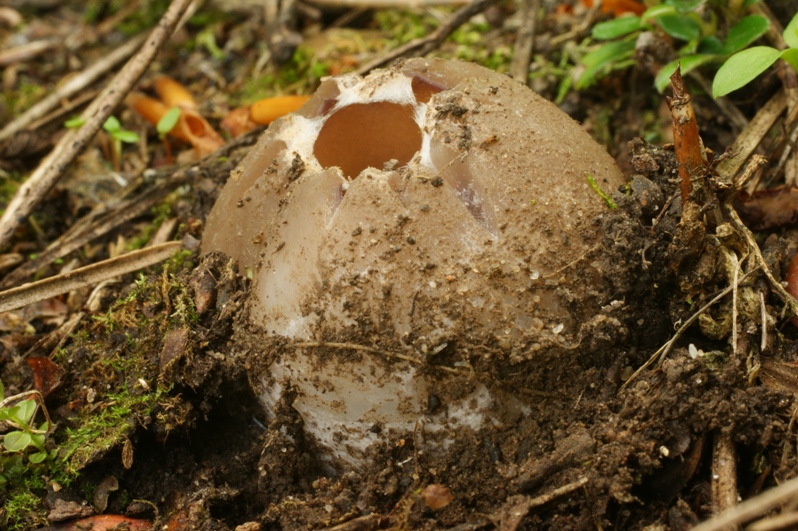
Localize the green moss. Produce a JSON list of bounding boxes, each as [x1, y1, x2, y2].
[[3, 489, 46, 530], [374, 9, 439, 45], [234, 47, 330, 105]]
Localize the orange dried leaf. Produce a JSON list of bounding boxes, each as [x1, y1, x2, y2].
[[175, 108, 225, 157], [580, 0, 645, 16], [250, 95, 311, 125], [221, 105, 259, 138], [153, 75, 196, 109]]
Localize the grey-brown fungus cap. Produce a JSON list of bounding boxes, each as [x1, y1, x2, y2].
[[202, 58, 626, 467]]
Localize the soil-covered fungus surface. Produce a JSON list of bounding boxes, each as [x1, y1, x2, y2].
[[2, 1, 798, 530]]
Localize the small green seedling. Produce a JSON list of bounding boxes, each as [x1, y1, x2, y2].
[[64, 116, 86, 129], [713, 12, 798, 97], [0, 381, 52, 488], [157, 107, 181, 138], [103, 116, 140, 170], [579, 0, 769, 92], [156, 107, 181, 164]]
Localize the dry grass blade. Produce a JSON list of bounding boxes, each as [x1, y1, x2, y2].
[[0, 0, 194, 251], [0, 241, 182, 314]]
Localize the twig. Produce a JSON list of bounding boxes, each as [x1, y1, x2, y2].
[[0, 39, 59, 67], [711, 432, 738, 520], [509, 0, 539, 84], [525, 477, 588, 509], [0, 34, 146, 144], [0, 241, 182, 314], [0, 0, 194, 252], [692, 474, 798, 531], [355, 0, 495, 76]]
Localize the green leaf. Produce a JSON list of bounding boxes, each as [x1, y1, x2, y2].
[[31, 433, 45, 450], [642, 5, 676, 23], [698, 36, 724, 54], [784, 12, 798, 49], [103, 116, 121, 133], [655, 54, 721, 92], [712, 46, 781, 97], [29, 451, 47, 464], [64, 116, 86, 129], [743, 0, 761, 6], [157, 107, 181, 136], [723, 15, 769, 55], [782, 48, 798, 72], [664, 0, 703, 13], [4, 431, 31, 452], [577, 40, 636, 89], [0, 379, 4, 401], [10, 399, 36, 424], [592, 16, 643, 40], [656, 14, 701, 41], [113, 130, 140, 144]]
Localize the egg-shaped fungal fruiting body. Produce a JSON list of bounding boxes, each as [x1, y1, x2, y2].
[[202, 58, 627, 468]]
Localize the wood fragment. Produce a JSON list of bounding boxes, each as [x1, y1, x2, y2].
[[0, 0, 194, 251], [0, 241, 182, 314], [711, 432, 738, 522], [509, 0, 539, 84], [355, 0, 495, 76], [716, 90, 786, 188]]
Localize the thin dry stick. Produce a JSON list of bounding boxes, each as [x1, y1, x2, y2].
[[0, 34, 145, 144], [747, 511, 798, 531], [692, 474, 798, 531], [355, 0, 495, 75], [0, 0, 193, 252], [509, 0, 539, 84], [711, 432, 738, 518], [0, 241, 182, 314], [526, 477, 588, 509]]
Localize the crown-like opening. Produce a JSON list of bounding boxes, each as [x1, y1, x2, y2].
[[313, 102, 422, 180]]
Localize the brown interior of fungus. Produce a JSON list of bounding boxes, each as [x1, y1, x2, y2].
[[314, 102, 422, 179], [411, 75, 445, 103]]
